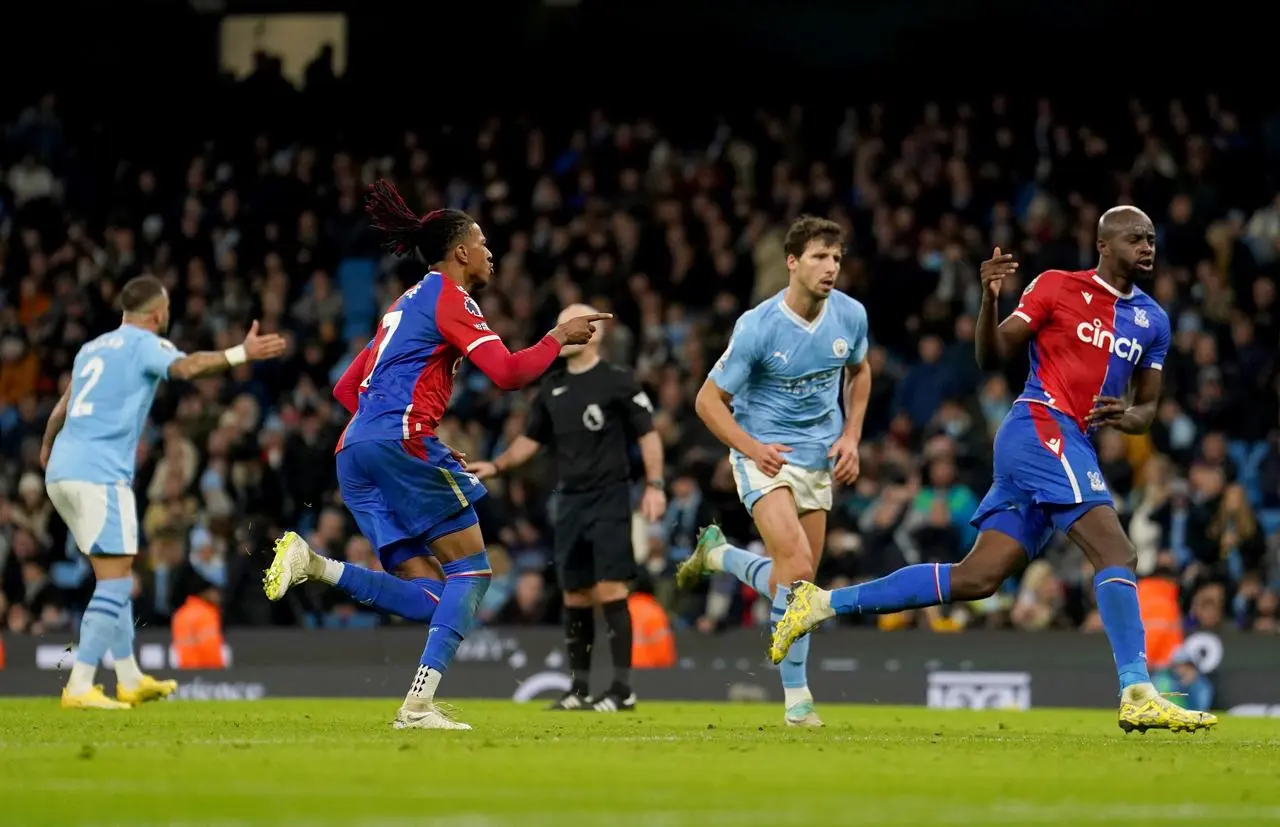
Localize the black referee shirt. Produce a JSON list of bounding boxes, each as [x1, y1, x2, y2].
[[525, 361, 655, 494]]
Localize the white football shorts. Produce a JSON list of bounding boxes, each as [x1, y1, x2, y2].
[[731, 456, 832, 514], [46, 480, 139, 556]]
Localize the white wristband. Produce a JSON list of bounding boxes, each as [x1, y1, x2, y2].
[[224, 344, 247, 366]]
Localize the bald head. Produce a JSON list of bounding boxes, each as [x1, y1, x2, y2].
[[1096, 204, 1156, 279], [1098, 205, 1152, 241]]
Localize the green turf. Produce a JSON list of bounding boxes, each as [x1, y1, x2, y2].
[[0, 699, 1276, 826]]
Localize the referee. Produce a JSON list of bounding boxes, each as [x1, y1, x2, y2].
[[473, 304, 666, 712]]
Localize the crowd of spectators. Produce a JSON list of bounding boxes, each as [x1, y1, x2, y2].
[[1, 58, 1277, 662]]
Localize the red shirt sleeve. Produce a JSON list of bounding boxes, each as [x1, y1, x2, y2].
[[1009, 270, 1063, 333], [435, 284, 500, 355], [469, 336, 561, 391], [435, 283, 561, 390], [333, 346, 371, 414]]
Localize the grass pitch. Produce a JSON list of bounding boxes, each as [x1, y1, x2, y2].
[[1, 699, 1277, 826]]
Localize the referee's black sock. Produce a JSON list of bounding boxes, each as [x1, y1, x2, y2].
[[601, 598, 633, 694], [564, 605, 594, 696]]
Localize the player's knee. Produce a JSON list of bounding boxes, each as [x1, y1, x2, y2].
[[1105, 540, 1139, 571], [781, 553, 816, 584]]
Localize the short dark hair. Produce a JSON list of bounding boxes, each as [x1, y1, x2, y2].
[[783, 215, 845, 259], [119, 275, 167, 312], [364, 179, 474, 264]]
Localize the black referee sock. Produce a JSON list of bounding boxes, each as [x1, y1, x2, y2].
[[601, 598, 633, 694], [564, 606, 595, 696]]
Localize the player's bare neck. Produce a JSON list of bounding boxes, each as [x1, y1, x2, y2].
[[121, 314, 159, 334], [783, 284, 825, 322], [566, 352, 600, 374]]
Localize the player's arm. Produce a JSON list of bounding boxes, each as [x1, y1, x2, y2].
[[1087, 318, 1169, 435], [436, 289, 606, 390], [167, 322, 287, 381], [840, 307, 873, 444], [695, 379, 768, 456], [1087, 369, 1161, 434], [830, 304, 872, 484], [975, 249, 1043, 370], [829, 359, 871, 484], [841, 361, 871, 441], [697, 323, 790, 477], [39, 384, 72, 469], [332, 346, 372, 414]]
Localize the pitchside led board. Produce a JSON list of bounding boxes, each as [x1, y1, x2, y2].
[[4, 628, 1277, 716]]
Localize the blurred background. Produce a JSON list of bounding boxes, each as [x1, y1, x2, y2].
[[0, 1, 1276, 693]]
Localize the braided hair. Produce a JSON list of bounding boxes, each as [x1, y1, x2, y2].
[[364, 179, 474, 264]]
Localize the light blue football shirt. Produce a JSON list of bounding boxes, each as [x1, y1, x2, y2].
[[46, 325, 186, 486], [707, 289, 869, 471]]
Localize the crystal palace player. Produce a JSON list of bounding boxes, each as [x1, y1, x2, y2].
[[773, 206, 1217, 733], [264, 181, 607, 731]]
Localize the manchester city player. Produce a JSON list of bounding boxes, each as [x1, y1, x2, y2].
[[43, 274, 285, 709], [675, 215, 871, 727]]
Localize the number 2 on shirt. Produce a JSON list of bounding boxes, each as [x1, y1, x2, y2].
[[69, 357, 105, 418], [361, 310, 404, 390]]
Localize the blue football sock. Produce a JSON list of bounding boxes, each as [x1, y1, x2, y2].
[[771, 585, 810, 696], [830, 563, 953, 615], [70, 576, 132, 692], [107, 583, 146, 689], [107, 580, 136, 662], [335, 564, 443, 623], [420, 551, 491, 674], [1093, 566, 1150, 691], [720, 545, 773, 595]]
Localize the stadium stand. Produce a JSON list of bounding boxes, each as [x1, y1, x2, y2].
[[1, 59, 1277, 648]]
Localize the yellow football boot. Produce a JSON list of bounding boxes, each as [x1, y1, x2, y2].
[[117, 674, 178, 706], [1119, 685, 1218, 734], [769, 580, 833, 665], [61, 684, 131, 710]]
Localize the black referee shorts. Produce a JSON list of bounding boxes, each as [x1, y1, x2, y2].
[[552, 483, 635, 592]]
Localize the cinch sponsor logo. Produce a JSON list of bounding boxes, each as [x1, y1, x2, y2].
[[1076, 319, 1144, 364]]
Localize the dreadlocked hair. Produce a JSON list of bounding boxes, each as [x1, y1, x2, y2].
[[364, 179, 474, 263]]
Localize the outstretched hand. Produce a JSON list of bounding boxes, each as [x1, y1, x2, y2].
[[551, 313, 613, 346], [243, 320, 287, 362], [980, 247, 1018, 297]]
